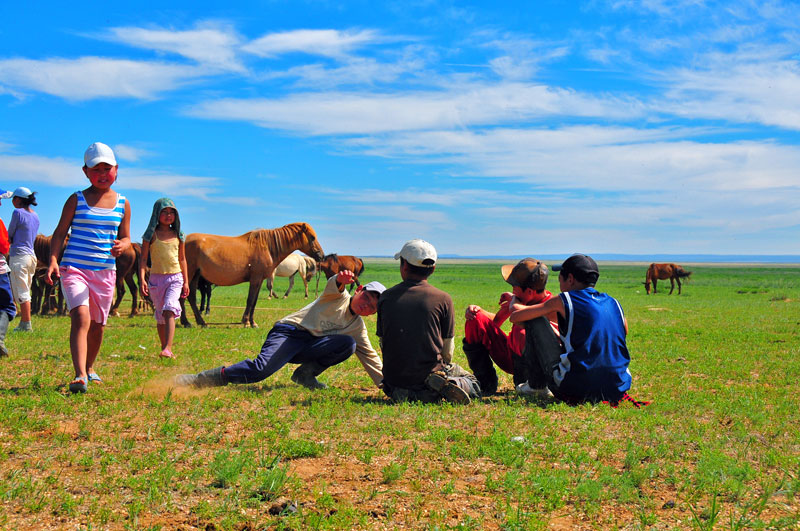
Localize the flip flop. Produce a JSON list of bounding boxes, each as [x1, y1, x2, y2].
[[87, 372, 102, 383], [68, 377, 88, 394], [159, 349, 175, 359]]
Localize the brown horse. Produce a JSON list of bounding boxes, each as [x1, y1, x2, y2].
[[644, 263, 692, 295], [109, 243, 144, 317], [316, 254, 364, 294], [181, 222, 324, 328], [32, 234, 66, 315]]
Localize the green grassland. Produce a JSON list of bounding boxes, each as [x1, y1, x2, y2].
[[0, 262, 798, 530]]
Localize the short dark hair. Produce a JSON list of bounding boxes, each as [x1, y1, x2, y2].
[[17, 193, 37, 207], [400, 257, 435, 279]]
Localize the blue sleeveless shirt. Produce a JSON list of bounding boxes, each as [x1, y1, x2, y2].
[[61, 191, 126, 271], [554, 287, 632, 401]]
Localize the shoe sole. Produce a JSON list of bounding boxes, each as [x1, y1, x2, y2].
[[69, 381, 88, 393], [425, 373, 470, 405]]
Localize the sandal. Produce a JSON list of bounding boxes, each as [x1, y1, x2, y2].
[[68, 377, 88, 394], [160, 349, 175, 359], [88, 372, 102, 383]]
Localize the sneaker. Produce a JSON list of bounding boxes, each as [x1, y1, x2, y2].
[[13, 321, 32, 332], [516, 382, 553, 399], [174, 373, 198, 387], [425, 372, 471, 405], [291, 364, 328, 390]]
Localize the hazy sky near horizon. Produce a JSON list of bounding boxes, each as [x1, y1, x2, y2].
[[1, 1, 799, 257]]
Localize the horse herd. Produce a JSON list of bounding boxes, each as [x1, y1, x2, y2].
[[29, 222, 692, 327], [30, 222, 366, 328]]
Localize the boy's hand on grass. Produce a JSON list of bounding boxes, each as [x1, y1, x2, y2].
[[465, 305, 481, 320]]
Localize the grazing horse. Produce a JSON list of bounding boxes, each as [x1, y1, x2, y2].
[[317, 254, 364, 293], [644, 263, 692, 295], [266, 253, 317, 299], [181, 222, 324, 328], [109, 243, 144, 317]]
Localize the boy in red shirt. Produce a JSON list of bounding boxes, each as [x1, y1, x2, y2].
[[463, 258, 558, 395]]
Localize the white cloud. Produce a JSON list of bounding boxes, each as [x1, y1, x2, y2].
[[105, 22, 245, 72], [112, 144, 153, 162], [187, 82, 643, 135], [0, 153, 220, 200], [0, 57, 205, 101], [243, 29, 381, 59], [661, 56, 800, 130]]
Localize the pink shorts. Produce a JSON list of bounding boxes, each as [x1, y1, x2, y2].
[[60, 266, 117, 325], [148, 273, 183, 324]]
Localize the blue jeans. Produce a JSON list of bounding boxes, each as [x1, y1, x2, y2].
[[0, 273, 17, 320], [223, 323, 356, 384]]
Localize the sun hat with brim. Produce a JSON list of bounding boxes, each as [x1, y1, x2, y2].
[[84, 142, 117, 168], [501, 258, 549, 291]]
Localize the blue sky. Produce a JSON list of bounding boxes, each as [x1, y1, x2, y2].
[[1, 0, 798, 257]]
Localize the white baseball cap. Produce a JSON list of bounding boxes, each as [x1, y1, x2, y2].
[[84, 142, 117, 168], [0, 188, 13, 199], [394, 239, 437, 267], [12, 186, 33, 199]]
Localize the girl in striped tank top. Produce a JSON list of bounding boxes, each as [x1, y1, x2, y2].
[[46, 142, 131, 394]]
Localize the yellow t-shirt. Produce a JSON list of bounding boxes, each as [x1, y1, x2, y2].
[[150, 236, 181, 275]]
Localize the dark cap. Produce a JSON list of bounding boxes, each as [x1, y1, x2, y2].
[[552, 254, 599, 284], [501, 258, 549, 291]]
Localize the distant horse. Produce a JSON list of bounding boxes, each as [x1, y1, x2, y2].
[[317, 254, 364, 294], [181, 222, 325, 328], [110, 243, 144, 317], [266, 253, 317, 299], [644, 263, 692, 295]]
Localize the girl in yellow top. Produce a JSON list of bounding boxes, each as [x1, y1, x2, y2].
[[139, 198, 188, 358]]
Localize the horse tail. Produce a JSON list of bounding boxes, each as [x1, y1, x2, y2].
[[676, 269, 692, 279]]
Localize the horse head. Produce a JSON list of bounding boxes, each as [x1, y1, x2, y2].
[[296, 223, 325, 262]]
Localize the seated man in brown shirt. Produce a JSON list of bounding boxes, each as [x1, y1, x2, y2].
[[377, 239, 481, 404]]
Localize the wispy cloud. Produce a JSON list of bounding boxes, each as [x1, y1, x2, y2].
[[187, 82, 643, 135], [112, 144, 154, 162], [243, 29, 382, 59], [104, 22, 245, 72], [0, 57, 205, 101], [0, 153, 220, 200]]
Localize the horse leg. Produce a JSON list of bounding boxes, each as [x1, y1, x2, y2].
[[302, 276, 309, 298], [284, 273, 295, 298], [676, 276, 682, 295], [125, 273, 139, 316], [184, 271, 206, 328], [266, 274, 275, 299], [668, 278, 675, 295], [205, 286, 211, 315], [652, 278, 658, 294], [243, 279, 262, 328], [109, 278, 125, 317]]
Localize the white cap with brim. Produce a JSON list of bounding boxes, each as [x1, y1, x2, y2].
[[12, 186, 33, 199], [84, 142, 117, 168], [362, 281, 387, 295], [0, 189, 12, 199], [394, 239, 437, 267]]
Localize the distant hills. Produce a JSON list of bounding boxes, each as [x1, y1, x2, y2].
[[432, 254, 800, 264]]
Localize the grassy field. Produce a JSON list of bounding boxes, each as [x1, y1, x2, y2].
[[1, 262, 798, 530]]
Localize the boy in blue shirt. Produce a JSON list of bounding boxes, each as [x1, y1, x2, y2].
[[509, 254, 648, 407]]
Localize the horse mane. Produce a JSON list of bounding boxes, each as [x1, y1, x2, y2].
[[247, 223, 311, 256], [322, 253, 339, 263]]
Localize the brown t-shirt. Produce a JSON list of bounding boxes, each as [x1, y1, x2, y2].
[[377, 279, 455, 389]]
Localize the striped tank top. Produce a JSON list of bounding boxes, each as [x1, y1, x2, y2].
[[61, 191, 126, 271]]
